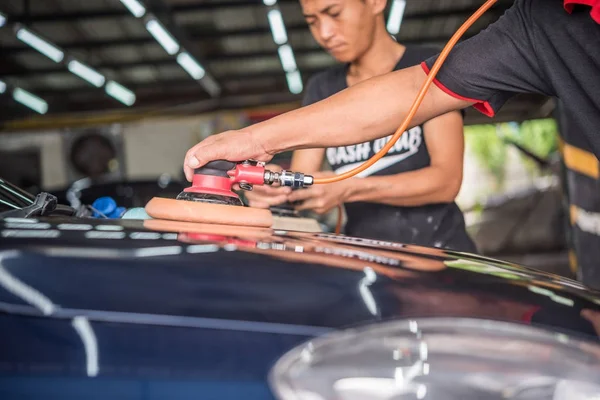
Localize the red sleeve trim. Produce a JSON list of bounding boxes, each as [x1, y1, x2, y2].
[[564, 0, 600, 24], [521, 306, 542, 323], [420, 62, 496, 117]]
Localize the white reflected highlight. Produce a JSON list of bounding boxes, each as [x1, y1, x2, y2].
[[16, 27, 64, 63], [187, 244, 220, 254], [5, 222, 51, 229], [387, 0, 406, 35], [135, 246, 182, 257], [409, 320, 418, 333], [267, 10, 288, 45], [551, 294, 575, 307], [223, 244, 238, 252], [177, 52, 205, 80], [13, 88, 48, 114], [68, 60, 106, 87], [57, 224, 93, 231], [0, 80, 6, 94], [105, 81, 136, 106], [0, 251, 57, 315], [417, 384, 427, 399], [130, 232, 161, 240], [85, 231, 126, 240], [277, 44, 297, 72], [120, 0, 146, 18], [364, 267, 377, 283], [358, 276, 377, 316], [95, 225, 124, 231], [4, 218, 39, 224], [528, 285, 554, 296], [71, 316, 99, 377], [285, 70, 303, 94], [420, 342, 428, 360], [146, 18, 180, 55], [1, 229, 60, 239]]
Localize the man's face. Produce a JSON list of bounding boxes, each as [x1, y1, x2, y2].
[[300, 0, 378, 63]]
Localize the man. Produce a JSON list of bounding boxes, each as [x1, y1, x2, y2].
[[184, 0, 600, 287], [243, 0, 475, 251]]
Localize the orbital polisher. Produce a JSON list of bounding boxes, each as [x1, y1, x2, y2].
[[145, 160, 314, 227]]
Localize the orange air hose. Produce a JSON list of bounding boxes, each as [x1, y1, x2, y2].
[[313, 0, 498, 185]]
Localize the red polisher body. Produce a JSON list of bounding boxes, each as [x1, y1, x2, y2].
[[177, 161, 266, 206]]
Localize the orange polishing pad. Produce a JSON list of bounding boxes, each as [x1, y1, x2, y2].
[[145, 197, 273, 228], [143, 218, 273, 239]]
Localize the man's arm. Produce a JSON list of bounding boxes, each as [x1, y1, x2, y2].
[[343, 111, 465, 206], [287, 111, 465, 212], [257, 66, 472, 154], [184, 66, 471, 180], [184, 0, 549, 180]]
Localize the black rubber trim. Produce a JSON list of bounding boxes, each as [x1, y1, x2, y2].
[[194, 160, 237, 178]]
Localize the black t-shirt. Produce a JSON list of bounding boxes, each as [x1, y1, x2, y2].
[[423, 0, 600, 155], [302, 46, 477, 252]]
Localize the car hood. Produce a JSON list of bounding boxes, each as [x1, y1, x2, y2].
[[0, 215, 599, 341]]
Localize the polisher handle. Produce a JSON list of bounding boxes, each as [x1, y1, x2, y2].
[[194, 160, 237, 177]]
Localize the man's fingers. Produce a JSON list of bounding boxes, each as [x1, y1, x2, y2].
[[182, 130, 276, 183], [287, 188, 317, 202], [245, 186, 290, 208], [582, 309, 600, 334], [294, 199, 320, 212]]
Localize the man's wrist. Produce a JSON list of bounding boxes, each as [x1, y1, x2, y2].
[[247, 117, 296, 156], [340, 178, 359, 203]]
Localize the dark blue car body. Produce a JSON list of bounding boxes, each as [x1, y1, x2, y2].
[[1, 192, 599, 399]]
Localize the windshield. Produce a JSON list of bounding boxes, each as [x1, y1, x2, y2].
[[0, 178, 36, 213]]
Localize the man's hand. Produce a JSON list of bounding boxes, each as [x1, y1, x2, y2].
[[244, 185, 292, 209], [184, 129, 273, 182], [582, 309, 600, 337], [287, 172, 351, 214]]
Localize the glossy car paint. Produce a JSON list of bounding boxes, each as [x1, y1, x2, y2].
[[0, 216, 599, 399]]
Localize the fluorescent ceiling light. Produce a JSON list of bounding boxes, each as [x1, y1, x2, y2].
[[13, 88, 48, 114], [177, 52, 205, 80], [200, 75, 221, 97], [105, 81, 136, 106], [0, 12, 6, 27], [120, 0, 146, 18], [0, 80, 6, 94], [285, 70, 303, 94], [67, 60, 106, 88], [387, 0, 406, 35], [267, 9, 287, 45], [277, 44, 297, 72], [145, 18, 179, 55], [263, 0, 277, 5], [16, 27, 64, 63]]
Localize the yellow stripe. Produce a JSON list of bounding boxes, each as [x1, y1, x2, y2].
[[562, 142, 599, 179], [570, 204, 578, 226], [568, 250, 578, 275]]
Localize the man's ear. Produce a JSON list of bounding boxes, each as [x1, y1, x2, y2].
[[366, 0, 387, 16]]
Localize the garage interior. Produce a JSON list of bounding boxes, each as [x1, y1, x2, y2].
[[0, 0, 569, 276]]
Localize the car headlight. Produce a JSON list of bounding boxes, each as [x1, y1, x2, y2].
[[269, 318, 600, 400]]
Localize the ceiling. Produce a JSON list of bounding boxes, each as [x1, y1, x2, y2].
[[0, 0, 552, 127]]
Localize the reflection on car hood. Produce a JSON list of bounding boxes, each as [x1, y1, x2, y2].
[[1, 216, 599, 341]]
